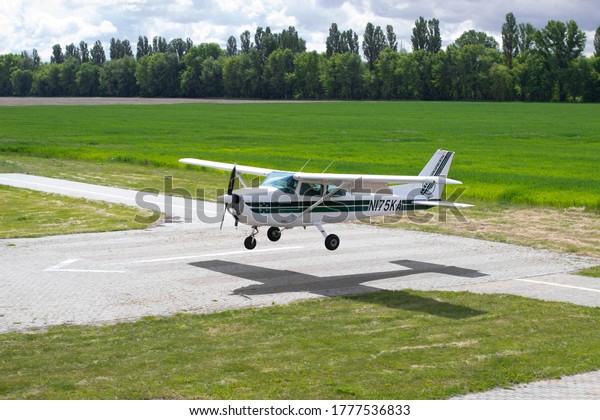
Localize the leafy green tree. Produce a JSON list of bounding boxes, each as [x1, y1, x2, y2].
[[293, 51, 322, 99], [342, 30, 360, 54], [224, 50, 266, 98], [396, 53, 420, 99], [427, 19, 441, 53], [51, 44, 64, 64], [226, 36, 237, 56], [279, 26, 306, 53], [411, 17, 428, 51], [488, 63, 514, 100], [109, 38, 133, 60], [76, 62, 100, 96], [594, 27, 600, 57], [65, 43, 81, 63], [386, 25, 397, 51], [582, 56, 600, 101], [79, 41, 89, 63], [60, 58, 79, 96], [502, 12, 518, 69], [412, 17, 441, 53], [455, 30, 499, 49], [180, 43, 224, 97], [168, 38, 192, 61], [240, 30, 253, 54], [321, 52, 363, 99], [265, 48, 294, 98], [100, 57, 138, 96], [536, 20, 586, 101], [223, 55, 243, 97], [32, 65, 61, 96], [431, 46, 459, 100], [513, 51, 553, 101], [136, 53, 181, 97], [255, 26, 278, 61], [152, 36, 168, 53], [363, 23, 386, 70], [375, 49, 400, 99], [326, 23, 341, 56], [0, 54, 21, 95], [10, 69, 33, 96], [90, 41, 106, 65], [517, 23, 536, 54], [454, 44, 500, 100], [200, 57, 224, 97], [137, 36, 151, 59]]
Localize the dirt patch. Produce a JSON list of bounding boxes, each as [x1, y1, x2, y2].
[[372, 206, 600, 259], [0, 97, 326, 106]]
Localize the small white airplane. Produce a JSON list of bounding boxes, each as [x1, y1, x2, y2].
[[179, 149, 471, 251]]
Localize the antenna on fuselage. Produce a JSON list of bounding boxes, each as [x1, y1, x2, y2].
[[298, 159, 311, 172], [322, 161, 334, 173]]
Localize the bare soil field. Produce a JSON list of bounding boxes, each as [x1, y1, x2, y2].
[[0, 97, 314, 106]]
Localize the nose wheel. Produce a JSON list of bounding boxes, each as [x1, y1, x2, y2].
[[244, 226, 258, 250]]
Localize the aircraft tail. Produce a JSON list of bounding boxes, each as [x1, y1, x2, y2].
[[392, 149, 454, 201]]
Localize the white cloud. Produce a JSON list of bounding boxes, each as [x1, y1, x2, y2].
[[1, 0, 598, 58]]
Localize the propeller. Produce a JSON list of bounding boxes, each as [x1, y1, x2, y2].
[[220, 165, 239, 229]]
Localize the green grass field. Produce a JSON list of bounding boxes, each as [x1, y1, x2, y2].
[[1, 102, 599, 400], [2, 290, 600, 400], [0, 185, 154, 239], [1, 102, 599, 211]]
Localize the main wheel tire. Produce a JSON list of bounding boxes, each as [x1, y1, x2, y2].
[[244, 236, 257, 250], [324, 234, 340, 251], [267, 227, 281, 242]]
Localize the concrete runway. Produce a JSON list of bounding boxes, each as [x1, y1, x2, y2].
[[2, 173, 600, 398], [1, 173, 598, 332]]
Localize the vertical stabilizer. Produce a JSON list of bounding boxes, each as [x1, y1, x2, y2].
[[393, 149, 454, 201]]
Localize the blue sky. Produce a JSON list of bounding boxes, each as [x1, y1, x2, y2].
[[1, 0, 598, 60]]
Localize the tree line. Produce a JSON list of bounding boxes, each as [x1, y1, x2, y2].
[[1, 13, 599, 102]]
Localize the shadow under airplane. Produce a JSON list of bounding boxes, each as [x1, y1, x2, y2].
[[190, 259, 488, 319]]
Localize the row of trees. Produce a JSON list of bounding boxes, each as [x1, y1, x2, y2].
[[1, 14, 599, 101]]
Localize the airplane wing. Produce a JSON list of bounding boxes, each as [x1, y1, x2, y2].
[[179, 158, 274, 176], [294, 172, 462, 185]]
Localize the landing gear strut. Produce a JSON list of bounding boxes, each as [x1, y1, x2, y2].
[[315, 223, 340, 251], [244, 226, 258, 250]]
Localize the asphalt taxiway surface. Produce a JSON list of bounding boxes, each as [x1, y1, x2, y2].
[[2, 173, 600, 398]]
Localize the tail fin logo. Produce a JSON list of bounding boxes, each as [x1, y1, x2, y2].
[[420, 152, 450, 196], [420, 181, 436, 196]]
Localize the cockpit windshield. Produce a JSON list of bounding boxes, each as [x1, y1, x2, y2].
[[260, 171, 298, 194]]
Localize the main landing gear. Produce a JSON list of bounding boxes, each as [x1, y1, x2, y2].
[[244, 226, 283, 250], [315, 222, 340, 251], [244, 224, 339, 251]]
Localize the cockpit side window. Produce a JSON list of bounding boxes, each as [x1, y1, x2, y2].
[[299, 182, 323, 196], [327, 184, 347, 197], [261, 172, 298, 194]]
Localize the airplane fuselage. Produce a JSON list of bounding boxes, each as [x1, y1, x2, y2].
[[230, 186, 434, 228]]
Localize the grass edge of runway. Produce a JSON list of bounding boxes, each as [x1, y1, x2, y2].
[[0, 185, 155, 239], [1, 290, 600, 400]]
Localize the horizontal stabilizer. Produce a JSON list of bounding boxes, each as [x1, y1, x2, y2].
[[414, 200, 474, 208]]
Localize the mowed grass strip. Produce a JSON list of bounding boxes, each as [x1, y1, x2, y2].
[[0, 102, 599, 210], [1, 290, 599, 400], [0, 185, 154, 238]]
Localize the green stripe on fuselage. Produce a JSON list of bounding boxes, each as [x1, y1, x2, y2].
[[247, 200, 431, 214]]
